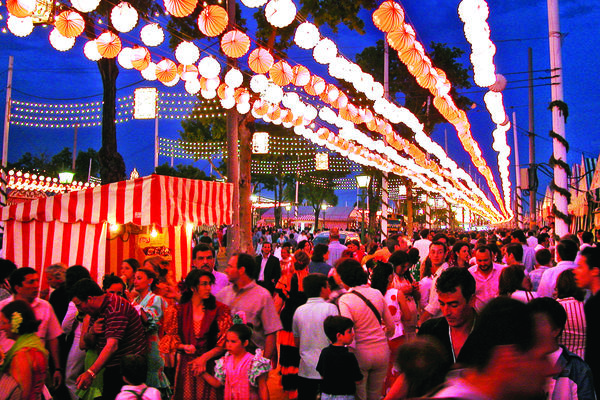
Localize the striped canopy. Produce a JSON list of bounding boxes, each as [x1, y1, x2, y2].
[[1, 174, 233, 281]]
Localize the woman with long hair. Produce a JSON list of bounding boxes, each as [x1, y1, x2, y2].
[[498, 265, 536, 303], [120, 258, 140, 299], [449, 241, 471, 269], [132, 268, 171, 397], [159, 269, 232, 400], [556, 269, 587, 357], [0, 300, 47, 399]]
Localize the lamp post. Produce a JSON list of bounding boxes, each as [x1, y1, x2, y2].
[[356, 174, 371, 243], [285, 204, 292, 228], [58, 171, 75, 185], [321, 202, 328, 230]]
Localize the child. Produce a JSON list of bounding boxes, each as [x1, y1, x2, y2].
[[202, 324, 271, 400], [316, 316, 363, 400], [115, 355, 161, 400]]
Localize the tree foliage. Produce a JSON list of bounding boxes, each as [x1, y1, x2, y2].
[[8, 147, 101, 182], [155, 163, 214, 180]]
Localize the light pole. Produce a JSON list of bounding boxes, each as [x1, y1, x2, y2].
[[321, 202, 328, 230], [285, 204, 291, 228], [356, 174, 371, 243]]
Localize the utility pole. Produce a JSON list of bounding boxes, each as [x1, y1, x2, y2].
[[547, 0, 569, 236], [380, 40, 389, 242], [528, 48, 536, 230], [513, 111, 523, 229], [73, 124, 78, 171], [2, 56, 13, 169]]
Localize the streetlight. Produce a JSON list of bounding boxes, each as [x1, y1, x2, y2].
[[356, 174, 371, 242], [58, 171, 75, 185], [285, 204, 292, 228], [321, 202, 328, 230]]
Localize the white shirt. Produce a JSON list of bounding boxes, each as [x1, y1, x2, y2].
[[536, 260, 577, 298], [424, 262, 449, 317], [412, 238, 432, 263], [527, 236, 538, 248], [468, 264, 503, 311], [211, 270, 230, 295]]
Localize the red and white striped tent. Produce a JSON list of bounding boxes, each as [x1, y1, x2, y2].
[[1, 174, 233, 282]]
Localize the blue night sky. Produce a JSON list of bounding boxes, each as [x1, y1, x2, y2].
[[0, 0, 598, 213]]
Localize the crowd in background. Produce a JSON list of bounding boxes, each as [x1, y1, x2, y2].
[[0, 224, 599, 400]]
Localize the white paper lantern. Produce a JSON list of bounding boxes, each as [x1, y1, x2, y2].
[[294, 22, 319, 49], [264, 83, 283, 104], [282, 92, 299, 109], [175, 41, 200, 65], [111, 2, 138, 33], [71, 0, 101, 13], [240, 0, 267, 7], [118, 47, 134, 69], [163, 75, 180, 87], [224, 68, 243, 88], [205, 77, 220, 91], [140, 23, 164, 46], [141, 62, 157, 81], [7, 15, 33, 37], [201, 89, 217, 99], [304, 105, 318, 121], [488, 73, 507, 92], [237, 102, 251, 114], [198, 57, 220, 79], [84, 40, 102, 61], [221, 97, 236, 109], [49, 28, 76, 51], [265, 0, 296, 28], [250, 74, 268, 93], [185, 79, 201, 94], [313, 38, 337, 65]]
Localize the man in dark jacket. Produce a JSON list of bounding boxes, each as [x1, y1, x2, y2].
[[255, 242, 281, 294]]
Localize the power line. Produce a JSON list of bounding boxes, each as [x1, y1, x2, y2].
[[11, 79, 146, 101]]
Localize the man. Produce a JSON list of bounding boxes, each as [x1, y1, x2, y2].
[[327, 227, 347, 267], [292, 273, 339, 400], [0, 267, 63, 387], [574, 246, 600, 395], [419, 267, 477, 365], [537, 239, 579, 298], [192, 243, 229, 294], [71, 278, 147, 400], [346, 239, 365, 263], [580, 231, 595, 252], [511, 229, 535, 272], [47, 263, 69, 323], [526, 230, 538, 248], [535, 232, 551, 252], [412, 229, 432, 264], [504, 242, 524, 267], [528, 297, 596, 400], [468, 245, 503, 311], [432, 297, 557, 399], [217, 253, 282, 363], [0, 258, 17, 301], [255, 241, 281, 294], [419, 241, 449, 324]]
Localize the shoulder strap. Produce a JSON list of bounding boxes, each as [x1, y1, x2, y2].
[[349, 290, 382, 325], [126, 386, 147, 400]]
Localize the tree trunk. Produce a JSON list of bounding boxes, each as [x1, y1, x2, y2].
[[97, 57, 125, 184], [238, 113, 254, 253], [314, 207, 321, 231], [368, 173, 380, 238]]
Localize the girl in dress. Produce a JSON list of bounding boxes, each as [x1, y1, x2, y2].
[[202, 324, 271, 400]]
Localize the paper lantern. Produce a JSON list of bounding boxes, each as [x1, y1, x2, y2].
[[140, 23, 164, 46], [248, 48, 274, 74], [84, 40, 102, 61], [197, 5, 228, 37], [304, 75, 325, 96], [241, 0, 267, 7], [55, 11, 84, 38], [269, 60, 293, 86], [178, 64, 198, 81], [118, 47, 134, 69], [252, 131, 269, 154], [291, 65, 310, 86], [221, 97, 236, 109], [234, 87, 249, 103], [200, 89, 216, 99], [140, 63, 157, 81], [185, 79, 201, 94], [372, 1, 404, 33], [294, 22, 319, 49], [49, 28, 75, 51], [96, 31, 121, 58], [71, 0, 100, 12], [237, 102, 251, 114], [111, 2, 138, 33], [313, 38, 337, 64], [7, 0, 35, 17], [225, 68, 243, 88], [264, 82, 283, 104], [250, 74, 268, 93], [198, 56, 221, 79], [204, 76, 220, 91], [156, 58, 177, 83], [265, 0, 296, 28], [164, 0, 197, 18], [7, 15, 33, 37], [163, 75, 180, 87], [175, 41, 200, 65], [220, 30, 250, 59], [217, 83, 230, 100], [488, 73, 507, 92], [130, 46, 151, 70], [387, 25, 415, 52]]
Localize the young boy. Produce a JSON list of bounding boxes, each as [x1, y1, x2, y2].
[[115, 355, 161, 400], [316, 316, 363, 400]]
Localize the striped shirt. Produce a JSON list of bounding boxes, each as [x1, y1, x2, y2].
[[558, 297, 586, 358], [96, 293, 147, 367]]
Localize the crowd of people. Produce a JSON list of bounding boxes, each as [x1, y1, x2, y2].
[[0, 224, 599, 400]]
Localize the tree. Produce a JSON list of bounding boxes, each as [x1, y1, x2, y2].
[[155, 163, 213, 180], [7, 147, 100, 182]]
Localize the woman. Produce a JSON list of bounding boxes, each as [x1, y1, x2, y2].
[[131, 268, 171, 397], [143, 256, 179, 303], [120, 258, 140, 299], [308, 243, 332, 275], [449, 241, 471, 269], [498, 265, 536, 303], [279, 244, 294, 276], [159, 269, 232, 400], [0, 300, 47, 400], [556, 269, 587, 358], [337, 258, 394, 400]]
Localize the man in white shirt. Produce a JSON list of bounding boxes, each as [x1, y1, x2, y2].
[[527, 231, 538, 248], [412, 229, 432, 264], [537, 239, 578, 298], [511, 229, 536, 272], [418, 241, 449, 325], [327, 227, 347, 268], [468, 245, 502, 311], [192, 243, 229, 295]]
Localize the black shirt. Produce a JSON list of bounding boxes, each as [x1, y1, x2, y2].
[[316, 345, 363, 395], [584, 291, 600, 394]]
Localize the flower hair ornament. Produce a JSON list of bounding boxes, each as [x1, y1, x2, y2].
[[232, 311, 247, 325], [11, 311, 23, 334]]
